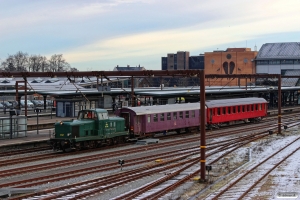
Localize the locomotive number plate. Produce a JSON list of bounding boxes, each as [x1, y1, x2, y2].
[[60, 134, 64, 136]]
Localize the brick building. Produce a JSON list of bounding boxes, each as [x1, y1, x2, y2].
[[204, 48, 257, 86]]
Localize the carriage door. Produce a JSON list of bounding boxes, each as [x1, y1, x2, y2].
[[135, 116, 142, 134], [120, 113, 130, 131]]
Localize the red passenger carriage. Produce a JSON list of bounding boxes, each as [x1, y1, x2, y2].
[[206, 98, 267, 129]]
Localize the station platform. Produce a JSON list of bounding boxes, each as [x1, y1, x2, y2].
[[0, 111, 118, 150]]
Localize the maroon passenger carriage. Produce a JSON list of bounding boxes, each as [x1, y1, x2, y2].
[[116, 103, 203, 137], [116, 97, 268, 138]]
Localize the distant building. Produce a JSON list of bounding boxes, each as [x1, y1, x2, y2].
[[161, 51, 204, 70], [256, 42, 300, 86], [113, 65, 146, 88], [113, 65, 146, 71], [189, 55, 204, 70], [204, 48, 257, 86], [256, 42, 300, 74]]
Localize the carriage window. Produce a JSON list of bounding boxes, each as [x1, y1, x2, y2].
[[242, 106, 244, 112], [173, 112, 177, 120], [186, 111, 189, 118], [167, 113, 171, 120], [223, 107, 226, 114], [228, 107, 231, 114], [232, 107, 235, 113], [217, 108, 220, 115], [259, 104, 262, 110], [248, 105, 251, 111], [148, 115, 151, 123], [179, 112, 183, 119], [154, 114, 158, 122], [160, 113, 164, 121], [191, 110, 195, 118], [238, 106, 240, 113]]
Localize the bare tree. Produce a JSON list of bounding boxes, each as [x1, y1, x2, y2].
[[48, 54, 70, 72], [0, 52, 77, 72], [0, 51, 28, 71], [28, 55, 48, 72], [13, 51, 28, 71]]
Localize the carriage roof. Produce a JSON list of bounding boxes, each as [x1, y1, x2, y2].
[[119, 98, 267, 115]]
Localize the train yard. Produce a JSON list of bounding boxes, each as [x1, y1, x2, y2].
[[0, 111, 299, 199]]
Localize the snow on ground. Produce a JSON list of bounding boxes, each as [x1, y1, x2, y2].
[[191, 126, 300, 200]]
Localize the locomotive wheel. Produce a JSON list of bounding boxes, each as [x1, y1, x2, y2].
[[120, 136, 126, 143], [89, 141, 96, 149], [113, 138, 119, 145], [106, 138, 113, 146]]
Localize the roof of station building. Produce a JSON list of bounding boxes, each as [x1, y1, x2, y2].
[[256, 42, 300, 60]]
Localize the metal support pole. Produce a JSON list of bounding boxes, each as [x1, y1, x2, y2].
[[200, 70, 206, 182], [131, 76, 134, 107], [25, 80, 27, 117], [10, 113, 13, 139], [36, 110, 39, 135], [278, 75, 281, 135]]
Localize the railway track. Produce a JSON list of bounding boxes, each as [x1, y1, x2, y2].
[[209, 136, 300, 200], [7, 129, 270, 200], [4, 124, 284, 199], [2, 116, 300, 199], [0, 116, 285, 167]]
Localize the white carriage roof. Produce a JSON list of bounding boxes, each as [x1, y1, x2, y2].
[[205, 97, 267, 108], [121, 98, 267, 115]]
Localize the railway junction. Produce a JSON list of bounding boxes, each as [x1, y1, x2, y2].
[[0, 72, 298, 199]]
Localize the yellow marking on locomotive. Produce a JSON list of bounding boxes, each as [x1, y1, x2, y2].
[[60, 134, 64, 136]]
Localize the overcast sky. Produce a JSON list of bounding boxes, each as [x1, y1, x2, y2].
[[0, 0, 299, 71]]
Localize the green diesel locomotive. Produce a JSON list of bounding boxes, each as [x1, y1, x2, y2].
[[49, 108, 129, 152]]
